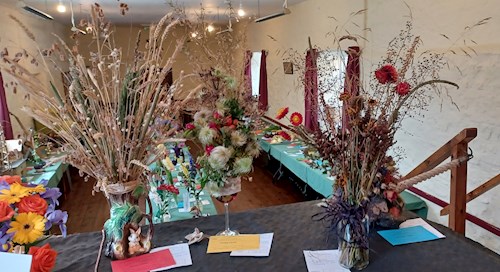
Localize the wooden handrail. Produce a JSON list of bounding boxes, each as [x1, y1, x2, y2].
[[440, 173, 500, 216], [403, 128, 477, 235]]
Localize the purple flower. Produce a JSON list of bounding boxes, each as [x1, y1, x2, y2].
[[0, 181, 9, 191], [0, 223, 14, 252], [45, 210, 68, 237], [41, 187, 62, 206]]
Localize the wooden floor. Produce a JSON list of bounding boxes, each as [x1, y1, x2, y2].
[[59, 155, 307, 234]]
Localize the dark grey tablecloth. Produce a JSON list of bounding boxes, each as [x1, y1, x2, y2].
[[45, 201, 500, 272]]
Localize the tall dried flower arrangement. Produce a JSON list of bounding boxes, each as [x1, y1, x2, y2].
[[281, 11, 489, 269], [1, 4, 194, 260]]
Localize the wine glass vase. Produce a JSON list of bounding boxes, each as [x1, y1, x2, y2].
[[214, 177, 241, 236]]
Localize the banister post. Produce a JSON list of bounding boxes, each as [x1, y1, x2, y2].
[[449, 142, 468, 235]]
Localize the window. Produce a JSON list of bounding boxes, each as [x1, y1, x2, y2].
[[250, 51, 262, 97], [317, 50, 347, 130]]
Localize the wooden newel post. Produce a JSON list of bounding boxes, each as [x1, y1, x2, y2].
[[449, 142, 468, 235]]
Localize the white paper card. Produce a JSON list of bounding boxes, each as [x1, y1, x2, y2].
[[231, 233, 274, 257], [150, 243, 192, 271], [399, 218, 445, 239], [303, 250, 350, 272], [0, 252, 32, 272], [201, 200, 210, 205]]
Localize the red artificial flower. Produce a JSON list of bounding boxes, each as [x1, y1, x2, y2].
[[17, 195, 48, 216], [205, 145, 214, 155], [375, 64, 398, 84], [290, 112, 303, 126], [213, 111, 222, 119], [185, 123, 195, 130], [224, 116, 233, 126], [389, 206, 401, 218], [232, 119, 239, 126], [275, 107, 289, 120], [384, 190, 398, 203], [0, 175, 22, 185], [28, 244, 58, 272], [278, 131, 291, 141], [158, 184, 179, 195], [395, 81, 411, 96], [0, 201, 14, 222]]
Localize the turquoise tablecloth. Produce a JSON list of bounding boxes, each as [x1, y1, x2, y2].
[[24, 161, 69, 188], [259, 138, 428, 218]]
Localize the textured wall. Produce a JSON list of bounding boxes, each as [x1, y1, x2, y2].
[[244, 0, 500, 253], [0, 3, 69, 137]]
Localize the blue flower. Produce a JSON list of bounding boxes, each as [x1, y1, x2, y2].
[[45, 210, 68, 237], [41, 187, 62, 206], [0, 181, 9, 191], [0, 223, 14, 252]]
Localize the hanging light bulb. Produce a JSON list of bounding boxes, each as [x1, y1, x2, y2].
[[237, 2, 245, 17], [57, 1, 66, 13], [206, 24, 215, 33]]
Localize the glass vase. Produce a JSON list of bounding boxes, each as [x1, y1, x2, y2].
[[337, 215, 370, 270], [213, 177, 241, 236], [103, 182, 154, 260]]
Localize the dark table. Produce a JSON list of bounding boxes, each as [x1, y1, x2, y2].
[[46, 201, 500, 271]]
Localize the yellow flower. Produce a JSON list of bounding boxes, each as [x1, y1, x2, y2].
[[25, 184, 46, 194], [181, 164, 190, 178], [7, 212, 46, 244], [0, 183, 30, 204]]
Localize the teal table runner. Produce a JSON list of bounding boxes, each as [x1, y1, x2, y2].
[[24, 161, 69, 188], [259, 138, 428, 218]]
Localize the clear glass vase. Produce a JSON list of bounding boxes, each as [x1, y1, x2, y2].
[[337, 215, 370, 270], [213, 177, 241, 236]]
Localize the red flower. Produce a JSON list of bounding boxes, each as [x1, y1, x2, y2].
[[275, 107, 289, 120], [0, 175, 22, 185], [389, 206, 401, 218], [384, 190, 398, 203], [224, 116, 233, 126], [375, 64, 398, 84], [290, 112, 303, 126], [0, 201, 14, 222], [278, 131, 291, 141], [28, 244, 58, 272], [208, 122, 218, 129], [205, 145, 214, 155], [158, 184, 179, 195], [395, 81, 411, 96], [17, 195, 48, 216], [213, 111, 222, 119], [185, 123, 195, 130]]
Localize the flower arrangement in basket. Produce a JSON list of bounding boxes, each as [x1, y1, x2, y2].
[[0, 176, 67, 271], [0, 4, 197, 260], [283, 17, 488, 269]]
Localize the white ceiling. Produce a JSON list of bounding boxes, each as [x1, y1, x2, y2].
[[5, 0, 306, 25]]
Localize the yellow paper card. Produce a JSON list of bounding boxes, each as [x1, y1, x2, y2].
[[207, 235, 260, 253]]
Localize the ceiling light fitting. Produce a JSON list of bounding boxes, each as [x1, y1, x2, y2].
[[237, 1, 245, 17], [255, 0, 291, 23], [57, 1, 66, 13]]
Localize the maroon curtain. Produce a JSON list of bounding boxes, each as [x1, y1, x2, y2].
[[304, 49, 318, 131], [258, 50, 268, 111], [0, 72, 13, 140], [244, 50, 252, 98], [341, 46, 361, 132]]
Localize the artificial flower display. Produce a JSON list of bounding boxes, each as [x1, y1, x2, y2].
[[185, 97, 260, 195], [275, 107, 289, 120], [290, 112, 303, 126], [0, 176, 67, 257], [28, 243, 58, 272]]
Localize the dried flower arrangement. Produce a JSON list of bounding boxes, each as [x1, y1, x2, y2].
[[0, 4, 198, 260], [279, 12, 489, 269]]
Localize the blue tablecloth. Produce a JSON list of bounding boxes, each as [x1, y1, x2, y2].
[[259, 138, 428, 218]]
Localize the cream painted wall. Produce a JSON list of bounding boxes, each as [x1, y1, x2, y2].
[[244, 0, 500, 253], [0, 3, 69, 138]]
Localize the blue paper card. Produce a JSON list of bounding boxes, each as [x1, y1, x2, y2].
[[0, 252, 32, 272], [377, 225, 439, 246]]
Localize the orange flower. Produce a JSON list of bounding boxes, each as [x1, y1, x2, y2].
[[290, 112, 303, 126], [17, 195, 48, 216], [275, 107, 289, 120], [0, 201, 14, 222], [0, 175, 22, 185], [278, 131, 291, 141], [28, 244, 58, 272]]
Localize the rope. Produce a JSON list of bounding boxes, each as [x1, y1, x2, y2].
[[393, 156, 469, 193], [94, 180, 140, 199], [94, 229, 105, 272]]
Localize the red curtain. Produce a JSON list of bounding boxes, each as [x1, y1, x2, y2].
[[304, 49, 318, 131], [244, 50, 252, 98], [342, 46, 361, 132], [258, 50, 268, 111], [0, 72, 13, 140]]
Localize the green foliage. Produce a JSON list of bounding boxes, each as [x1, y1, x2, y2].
[[104, 201, 142, 240], [224, 98, 245, 119]]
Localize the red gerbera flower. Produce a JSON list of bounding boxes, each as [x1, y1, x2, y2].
[[290, 112, 303, 126], [275, 107, 289, 120], [395, 81, 411, 96], [375, 64, 398, 84], [278, 131, 291, 141]]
